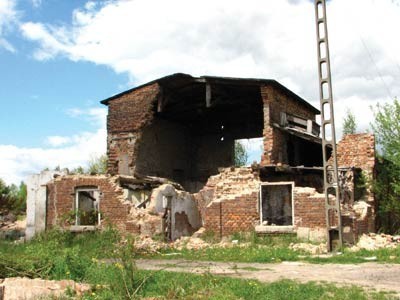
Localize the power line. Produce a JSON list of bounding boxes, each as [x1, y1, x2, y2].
[[359, 35, 393, 101]]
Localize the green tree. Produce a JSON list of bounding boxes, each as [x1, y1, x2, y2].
[[87, 154, 108, 175], [15, 182, 27, 213], [342, 108, 357, 137], [0, 179, 27, 216], [371, 98, 400, 233], [234, 141, 248, 167], [372, 99, 400, 167]]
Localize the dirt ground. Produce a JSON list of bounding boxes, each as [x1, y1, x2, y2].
[[137, 259, 400, 296]]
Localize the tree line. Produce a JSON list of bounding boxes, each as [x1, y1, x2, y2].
[[0, 180, 27, 217]]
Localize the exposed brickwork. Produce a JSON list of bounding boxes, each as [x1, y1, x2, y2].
[[336, 133, 376, 232], [260, 85, 317, 166], [107, 132, 140, 176], [204, 193, 259, 236], [294, 187, 326, 229], [106, 83, 160, 175], [337, 133, 375, 174], [294, 186, 375, 243], [197, 168, 259, 236], [107, 83, 160, 133], [44, 75, 375, 243], [46, 175, 140, 234]]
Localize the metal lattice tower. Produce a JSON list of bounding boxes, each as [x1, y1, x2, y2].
[[314, 0, 343, 251]]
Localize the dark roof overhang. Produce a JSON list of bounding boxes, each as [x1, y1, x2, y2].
[[100, 73, 320, 114]]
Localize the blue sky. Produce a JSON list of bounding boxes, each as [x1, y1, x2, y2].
[[0, 1, 128, 148], [1, 0, 400, 184]]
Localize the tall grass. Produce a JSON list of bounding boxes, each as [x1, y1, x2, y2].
[[0, 229, 395, 299]]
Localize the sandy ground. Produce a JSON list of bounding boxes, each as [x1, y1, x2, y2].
[[137, 259, 400, 296]]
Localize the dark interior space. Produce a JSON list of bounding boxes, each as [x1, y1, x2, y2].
[[260, 183, 293, 226], [135, 77, 264, 192], [287, 135, 324, 167], [260, 166, 324, 193]]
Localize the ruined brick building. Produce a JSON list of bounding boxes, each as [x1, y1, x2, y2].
[[26, 73, 376, 243]]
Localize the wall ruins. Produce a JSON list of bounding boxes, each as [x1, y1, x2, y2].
[[43, 174, 201, 241], [26, 74, 377, 244]]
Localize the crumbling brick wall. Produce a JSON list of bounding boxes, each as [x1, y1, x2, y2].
[[46, 175, 138, 233], [204, 194, 259, 236], [107, 83, 160, 176], [200, 170, 327, 239], [336, 133, 376, 231], [293, 187, 374, 243], [260, 85, 317, 166], [198, 168, 260, 236], [337, 133, 375, 175], [294, 187, 326, 230]]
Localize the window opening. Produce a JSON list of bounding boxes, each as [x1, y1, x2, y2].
[[234, 137, 263, 166], [259, 182, 294, 226], [75, 188, 100, 226]]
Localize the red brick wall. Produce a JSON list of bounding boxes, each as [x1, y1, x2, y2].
[[107, 132, 140, 176], [197, 168, 260, 236], [337, 133, 375, 173], [294, 187, 374, 243], [293, 188, 326, 229], [106, 83, 160, 175], [204, 192, 259, 236], [260, 85, 317, 165], [107, 83, 159, 133], [336, 133, 376, 231], [46, 176, 139, 234]]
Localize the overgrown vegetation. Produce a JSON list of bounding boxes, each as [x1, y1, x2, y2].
[[371, 98, 400, 234], [86, 154, 108, 175], [70, 154, 108, 175], [153, 232, 400, 265], [0, 229, 394, 299], [42, 154, 108, 175], [0, 178, 27, 216]]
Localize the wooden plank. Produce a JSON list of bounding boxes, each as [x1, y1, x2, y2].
[[307, 119, 313, 133], [206, 82, 211, 107], [157, 87, 164, 112], [286, 114, 308, 127]]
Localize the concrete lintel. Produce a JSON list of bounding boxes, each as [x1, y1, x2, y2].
[[255, 225, 295, 233]]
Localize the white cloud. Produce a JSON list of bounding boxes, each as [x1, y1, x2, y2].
[[19, 0, 400, 141], [67, 107, 107, 128], [7, 0, 400, 182], [30, 0, 42, 8], [0, 107, 107, 185], [0, 0, 18, 52], [45, 136, 71, 147]]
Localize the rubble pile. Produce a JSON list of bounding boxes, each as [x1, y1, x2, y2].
[[0, 277, 90, 300], [173, 236, 210, 250], [133, 236, 167, 253], [290, 242, 327, 255], [0, 213, 26, 240], [128, 207, 163, 237], [350, 233, 400, 251]]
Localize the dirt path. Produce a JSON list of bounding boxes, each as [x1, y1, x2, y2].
[[137, 259, 400, 296]]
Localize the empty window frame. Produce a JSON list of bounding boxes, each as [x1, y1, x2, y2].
[[75, 188, 100, 226], [259, 182, 294, 226]]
